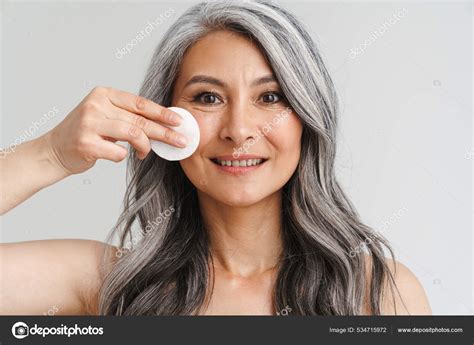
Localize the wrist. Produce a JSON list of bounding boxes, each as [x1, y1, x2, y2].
[[36, 131, 72, 180]]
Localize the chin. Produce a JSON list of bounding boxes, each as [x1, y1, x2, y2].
[[204, 188, 268, 207]]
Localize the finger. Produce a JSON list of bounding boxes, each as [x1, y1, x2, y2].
[[96, 118, 151, 159], [94, 140, 128, 162], [105, 88, 183, 127], [103, 136, 118, 143], [106, 106, 188, 148]]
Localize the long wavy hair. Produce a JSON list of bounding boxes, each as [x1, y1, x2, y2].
[[98, 0, 401, 315]]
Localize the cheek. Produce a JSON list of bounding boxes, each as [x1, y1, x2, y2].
[[266, 113, 303, 166], [190, 115, 219, 158], [178, 116, 218, 184]]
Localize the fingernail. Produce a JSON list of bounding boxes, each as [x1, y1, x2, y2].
[[171, 114, 182, 126], [176, 135, 188, 147]]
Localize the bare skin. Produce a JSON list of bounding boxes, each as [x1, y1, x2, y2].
[[0, 30, 431, 316]]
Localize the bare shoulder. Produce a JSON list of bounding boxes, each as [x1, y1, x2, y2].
[[364, 255, 432, 315], [64, 239, 119, 314], [0, 239, 118, 315]]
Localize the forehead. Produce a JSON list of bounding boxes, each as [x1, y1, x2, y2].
[[175, 30, 274, 87]]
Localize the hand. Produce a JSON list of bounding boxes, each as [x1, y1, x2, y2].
[[44, 86, 187, 175]]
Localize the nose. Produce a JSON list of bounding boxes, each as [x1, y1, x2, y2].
[[219, 103, 257, 147]]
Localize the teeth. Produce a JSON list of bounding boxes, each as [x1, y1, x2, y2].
[[215, 158, 264, 167]]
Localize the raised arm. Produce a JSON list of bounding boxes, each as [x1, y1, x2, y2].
[[0, 86, 187, 215]]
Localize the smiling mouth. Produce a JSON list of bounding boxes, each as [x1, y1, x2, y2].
[[210, 157, 268, 167]]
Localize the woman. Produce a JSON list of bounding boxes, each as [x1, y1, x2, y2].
[[0, 0, 431, 315]]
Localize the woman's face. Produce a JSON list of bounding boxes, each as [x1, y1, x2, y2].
[[172, 30, 303, 207]]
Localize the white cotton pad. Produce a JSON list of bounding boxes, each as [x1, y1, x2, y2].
[[150, 107, 200, 161]]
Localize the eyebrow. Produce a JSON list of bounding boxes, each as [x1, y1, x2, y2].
[[183, 74, 278, 89]]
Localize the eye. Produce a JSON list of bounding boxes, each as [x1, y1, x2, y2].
[[192, 91, 222, 105], [260, 91, 286, 104]]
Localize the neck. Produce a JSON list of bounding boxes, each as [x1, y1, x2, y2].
[[198, 190, 283, 278]]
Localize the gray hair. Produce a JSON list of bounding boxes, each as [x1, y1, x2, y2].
[[98, 0, 401, 315]]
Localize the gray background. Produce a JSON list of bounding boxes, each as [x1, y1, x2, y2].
[[1, 0, 472, 315]]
